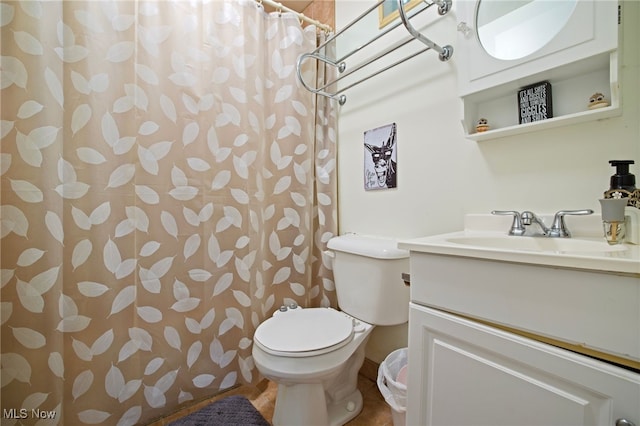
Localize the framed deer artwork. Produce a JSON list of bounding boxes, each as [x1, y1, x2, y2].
[[364, 123, 397, 191]]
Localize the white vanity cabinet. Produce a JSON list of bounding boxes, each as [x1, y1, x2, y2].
[[456, 0, 622, 141], [404, 252, 640, 426], [407, 304, 640, 426]]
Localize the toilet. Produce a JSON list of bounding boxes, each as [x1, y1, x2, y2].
[[252, 234, 410, 426]]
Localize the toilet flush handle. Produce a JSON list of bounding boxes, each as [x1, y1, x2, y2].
[[401, 273, 410, 286]]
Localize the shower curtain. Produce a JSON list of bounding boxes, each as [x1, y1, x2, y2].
[[0, 1, 337, 424]]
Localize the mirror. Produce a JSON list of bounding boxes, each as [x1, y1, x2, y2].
[[476, 0, 578, 60]]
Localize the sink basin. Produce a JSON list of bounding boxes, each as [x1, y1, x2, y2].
[[446, 235, 627, 253], [399, 229, 640, 274]]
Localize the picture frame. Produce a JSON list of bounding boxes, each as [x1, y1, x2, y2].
[[364, 123, 397, 191], [378, 0, 422, 28], [518, 81, 553, 124]]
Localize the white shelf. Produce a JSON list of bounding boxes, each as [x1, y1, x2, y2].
[[465, 104, 621, 142], [461, 51, 621, 141]]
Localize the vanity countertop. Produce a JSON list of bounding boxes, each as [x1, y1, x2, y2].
[[398, 213, 640, 275]]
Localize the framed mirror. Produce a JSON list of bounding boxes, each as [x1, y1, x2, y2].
[[456, 0, 618, 97], [476, 0, 578, 60]]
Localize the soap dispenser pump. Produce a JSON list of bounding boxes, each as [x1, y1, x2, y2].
[[604, 160, 637, 205]]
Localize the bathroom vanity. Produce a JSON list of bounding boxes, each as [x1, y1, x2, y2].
[[399, 214, 640, 426]]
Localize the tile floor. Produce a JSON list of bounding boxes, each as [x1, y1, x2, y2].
[[150, 374, 394, 425]]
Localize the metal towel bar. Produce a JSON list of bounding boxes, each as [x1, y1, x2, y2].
[[296, 0, 453, 105]]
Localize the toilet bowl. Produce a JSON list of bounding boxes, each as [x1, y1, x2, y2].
[[252, 234, 410, 426], [253, 307, 374, 425]]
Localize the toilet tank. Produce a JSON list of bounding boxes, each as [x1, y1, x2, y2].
[[327, 234, 410, 326]]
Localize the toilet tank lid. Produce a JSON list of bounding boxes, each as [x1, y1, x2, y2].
[[327, 234, 409, 259]]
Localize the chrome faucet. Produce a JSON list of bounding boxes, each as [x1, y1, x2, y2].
[[491, 210, 526, 236], [521, 211, 550, 236], [545, 209, 594, 237], [492, 209, 594, 238]]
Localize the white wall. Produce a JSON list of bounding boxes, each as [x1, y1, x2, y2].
[[334, 0, 640, 362]]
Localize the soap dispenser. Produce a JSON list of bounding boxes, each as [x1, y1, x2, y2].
[[604, 160, 637, 206]]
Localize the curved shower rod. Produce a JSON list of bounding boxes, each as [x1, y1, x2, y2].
[[296, 0, 453, 105]]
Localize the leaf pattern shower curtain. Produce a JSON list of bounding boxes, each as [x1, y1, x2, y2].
[[0, 0, 337, 424]]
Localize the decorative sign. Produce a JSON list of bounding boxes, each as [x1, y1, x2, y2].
[[518, 81, 553, 124], [364, 123, 397, 191]]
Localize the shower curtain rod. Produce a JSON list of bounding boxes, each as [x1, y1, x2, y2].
[[255, 0, 333, 32]]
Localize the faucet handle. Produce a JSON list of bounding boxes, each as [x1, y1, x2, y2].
[[549, 209, 594, 238], [491, 210, 526, 236]]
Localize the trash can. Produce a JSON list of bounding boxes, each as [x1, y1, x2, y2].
[[377, 347, 408, 426]]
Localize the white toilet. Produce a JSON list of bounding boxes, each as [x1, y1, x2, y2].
[[252, 234, 410, 426]]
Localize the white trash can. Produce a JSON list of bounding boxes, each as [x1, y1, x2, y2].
[[377, 347, 408, 426]]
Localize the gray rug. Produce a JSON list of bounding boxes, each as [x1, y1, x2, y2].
[[168, 395, 270, 426]]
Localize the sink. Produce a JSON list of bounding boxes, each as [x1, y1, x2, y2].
[[398, 214, 640, 274], [445, 235, 627, 253]]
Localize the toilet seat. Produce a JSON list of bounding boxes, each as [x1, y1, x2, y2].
[[254, 308, 354, 358]]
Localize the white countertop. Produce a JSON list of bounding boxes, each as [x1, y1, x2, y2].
[[398, 213, 640, 275]]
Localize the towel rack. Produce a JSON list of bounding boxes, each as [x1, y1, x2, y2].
[[296, 0, 453, 105]]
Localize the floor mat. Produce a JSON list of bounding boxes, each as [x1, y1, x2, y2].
[[167, 395, 270, 426]]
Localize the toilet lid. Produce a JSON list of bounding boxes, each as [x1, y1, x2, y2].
[[254, 308, 354, 357]]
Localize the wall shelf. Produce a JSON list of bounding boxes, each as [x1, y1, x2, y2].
[[463, 51, 621, 141], [465, 105, 621, 142]]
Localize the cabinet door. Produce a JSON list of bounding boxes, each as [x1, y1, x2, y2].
[[407, 303, 640, 426]]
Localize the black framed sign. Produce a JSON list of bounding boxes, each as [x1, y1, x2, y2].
[[518, 81, 553, 124], [364, 123, 397, 191]]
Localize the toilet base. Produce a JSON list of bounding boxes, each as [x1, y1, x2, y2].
[[327, 388, 363, 426], [272, 382, 363, 426]]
